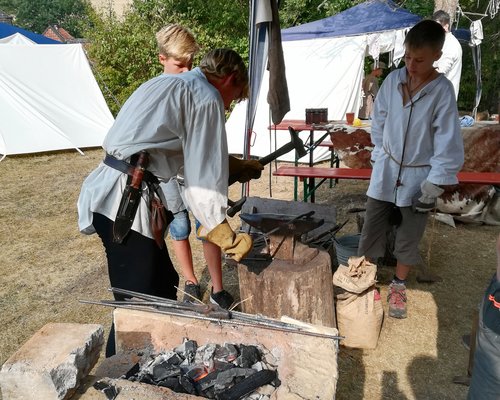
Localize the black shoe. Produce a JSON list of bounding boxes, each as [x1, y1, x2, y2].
[[183, 282, 202, 303], [210, 289, 234, 310]]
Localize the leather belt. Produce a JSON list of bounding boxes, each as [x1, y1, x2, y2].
[[103, 153, 160, 185]]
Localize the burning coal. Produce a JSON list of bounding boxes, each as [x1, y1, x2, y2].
[[126, 338, 280, 399]]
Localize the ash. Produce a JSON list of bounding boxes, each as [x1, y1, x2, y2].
[[126, 338, 280, 399]]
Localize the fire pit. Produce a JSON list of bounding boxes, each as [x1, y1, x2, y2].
[[109, 306, 339, 399], [122, 340, 279, 399]]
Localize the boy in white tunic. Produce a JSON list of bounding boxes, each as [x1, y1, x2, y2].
[[358, 20, 464, 319]]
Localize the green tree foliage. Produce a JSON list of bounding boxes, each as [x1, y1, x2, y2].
[[84, 0, 249, 115], [454, 0, 499, 113], [398, 0, 498, 113], [14, 0, 89, 36], [83, 0, 498, 115], [0, 0, 19, 16]]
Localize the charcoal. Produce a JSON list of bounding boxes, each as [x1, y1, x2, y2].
[[175, 339, 198, 363], [197, 370, 219, 391], [204, 386, 216, 399], [195, 343, 217, 366], [185, 365, 210, 382], [251, 362, 264, 371], [93, 380, 119, 400], [213, 360, 235, 372], [235, 345, 261, 368], [214, 343, 238, 363], [157, 376, 185, 392], [138, 374, 155, 385], [214, 368, 256, 391], [180, 375, 197, 395], [215, 370, 277, 400], [166, 352, 184, 365], [123, 362, 140, 379], [153, 363, 181, 381], [126, 340, 278, 399]]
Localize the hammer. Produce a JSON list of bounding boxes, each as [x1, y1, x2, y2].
[[226, 128, 308, 217], [228, 127, 307, 186]]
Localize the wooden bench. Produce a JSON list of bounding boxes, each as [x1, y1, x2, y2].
[[273, 166, 500, 202]]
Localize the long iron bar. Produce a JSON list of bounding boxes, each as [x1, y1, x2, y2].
[[80, 300, 343, 340], [81, 289, 342, 340], [86, 299, 232, 319], [107, 288, 318, 330]]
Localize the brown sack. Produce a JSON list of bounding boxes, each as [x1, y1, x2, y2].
[[335, 286, 384, 349], [332, 256, 377, 293]]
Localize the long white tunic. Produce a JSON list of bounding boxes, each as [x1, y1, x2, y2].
[[367, 67, 464, 207], [77, 68, 228, 238], [434, 32, 462, 99]]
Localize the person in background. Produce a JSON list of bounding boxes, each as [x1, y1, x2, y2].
[[357, 20, 464, 319], [358, 61, 386, 120], [156, 25, 263, 310], [78, 48, 253, 356], [432, 10, 462, 100], [467, 234, 500, 399]]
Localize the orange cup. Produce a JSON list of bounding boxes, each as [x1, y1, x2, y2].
[[346, 112, 355, 125]]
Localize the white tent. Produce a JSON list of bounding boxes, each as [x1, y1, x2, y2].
[[226, 0, 420, 163], [0, 27, 114, 160]]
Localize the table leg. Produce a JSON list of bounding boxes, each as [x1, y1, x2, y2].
[[309, 130, 315, 203]]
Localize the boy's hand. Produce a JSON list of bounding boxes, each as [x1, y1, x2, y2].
[[412, 180, 444, 213]]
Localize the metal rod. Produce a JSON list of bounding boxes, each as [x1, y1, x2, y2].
[[80, 298, 342, 340]]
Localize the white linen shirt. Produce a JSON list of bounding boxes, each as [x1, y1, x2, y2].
[[367, 67, 464, 207], [434, 32, 462, 99], [77, 68, 229, 238]]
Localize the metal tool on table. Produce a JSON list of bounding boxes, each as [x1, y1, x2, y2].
[[239, 211, 324, 261], [113, 151, 149, 244]]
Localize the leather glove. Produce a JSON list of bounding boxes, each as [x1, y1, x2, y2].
[[228, 156, 264, 184], [412, 180, 444, 213], [197, 219, 253, 262]]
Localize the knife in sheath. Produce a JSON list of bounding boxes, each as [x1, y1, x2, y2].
[[113, 151, 149, 244]]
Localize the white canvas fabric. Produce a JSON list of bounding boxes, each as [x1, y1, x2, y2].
[[226, 30, 410, 163], [0, 32, 35, 44], [226, 35, 366, 163], [0, 40, 114, 159]]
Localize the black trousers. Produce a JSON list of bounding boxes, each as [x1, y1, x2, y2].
[[92, 213, 179, 356]]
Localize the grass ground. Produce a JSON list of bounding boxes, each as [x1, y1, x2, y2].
[[0, 148, 497, 399]]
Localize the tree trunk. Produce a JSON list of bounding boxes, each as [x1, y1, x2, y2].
[[237, 243, 336, 328], [434, 0, 459, 24]]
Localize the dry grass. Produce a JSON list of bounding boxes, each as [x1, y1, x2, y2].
[[0, 149, 497, 400]]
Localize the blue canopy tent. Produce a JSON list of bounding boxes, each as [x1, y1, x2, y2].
[[0, 22, 60, 44], [282, 0, 421, 41]]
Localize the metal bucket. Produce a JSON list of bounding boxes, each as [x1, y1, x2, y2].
[[334, 234, 361, 266]]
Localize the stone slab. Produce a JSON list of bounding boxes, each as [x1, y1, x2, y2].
[[0, 323, 103, 400]]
